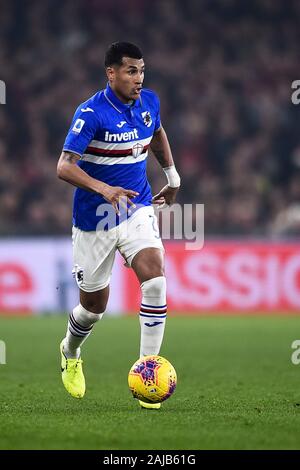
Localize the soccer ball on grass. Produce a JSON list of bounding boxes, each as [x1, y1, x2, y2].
[[128, 355, 177, 404]]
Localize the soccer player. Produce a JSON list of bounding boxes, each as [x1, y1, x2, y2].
[[57, 42, 181, 409]]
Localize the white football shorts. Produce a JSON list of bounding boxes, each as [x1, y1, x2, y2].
[[72, 205, 164, 292]]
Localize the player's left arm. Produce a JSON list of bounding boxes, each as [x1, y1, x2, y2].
[[150, 127, 181, 206]]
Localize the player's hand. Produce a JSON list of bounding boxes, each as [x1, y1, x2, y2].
[[100, 184, 139, 215], [152, 185, 179, 208]]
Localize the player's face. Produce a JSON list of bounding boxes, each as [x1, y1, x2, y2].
[[107, 57, 145, 103]]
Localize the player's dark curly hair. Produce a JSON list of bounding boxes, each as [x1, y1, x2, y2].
[[105, 42, 143, 67]]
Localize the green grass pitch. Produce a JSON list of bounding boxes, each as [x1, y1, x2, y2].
[[1, 315, 300, 449]]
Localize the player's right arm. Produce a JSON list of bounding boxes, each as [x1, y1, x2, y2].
[[57, 151, 139, 214], [58, 106, 138, 214], [57, 150, 107, 194]]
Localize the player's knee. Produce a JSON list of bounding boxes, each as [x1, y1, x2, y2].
[[80, 297, 108, 315], [80, 288, 109, 314], [141, 276, 166, 300], [139, 265, 165, 283], [132, 248, 165, 282], [82, 301, 107, 314], [150, 266, 165, 279], [73, 304, 103, 324]]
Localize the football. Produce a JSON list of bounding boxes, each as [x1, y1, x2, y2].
[[128, 355, 177, 403]]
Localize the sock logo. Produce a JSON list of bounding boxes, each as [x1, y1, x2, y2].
[[144, 321, 163, 327]]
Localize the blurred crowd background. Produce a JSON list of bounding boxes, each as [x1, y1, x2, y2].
[[1, 0, 300, 236]]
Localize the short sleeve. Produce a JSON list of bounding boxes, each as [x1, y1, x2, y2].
[[63, 106, 99, 157]]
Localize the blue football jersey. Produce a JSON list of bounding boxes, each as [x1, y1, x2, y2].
[[63, 83, 161, 230]]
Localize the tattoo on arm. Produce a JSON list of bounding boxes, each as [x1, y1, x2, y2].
[[62, 151, 81, 164]]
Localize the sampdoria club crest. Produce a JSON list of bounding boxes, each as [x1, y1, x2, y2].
[[141, 111, 152, 127]]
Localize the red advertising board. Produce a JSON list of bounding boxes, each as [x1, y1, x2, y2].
[[0, 262, 33, 314], [1, 239, 300, 315], [0, 239, 124, 315], [124, 241, 300, 313]]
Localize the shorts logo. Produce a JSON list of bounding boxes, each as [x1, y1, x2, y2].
[[72, 264, 84, 287], [72, 118, 85, 134], [141, 111, 152, 127]]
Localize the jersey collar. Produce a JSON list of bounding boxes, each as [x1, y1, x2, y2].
[[104, 83, 141, 113]]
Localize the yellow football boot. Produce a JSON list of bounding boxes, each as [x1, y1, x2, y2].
[[139, 400, 161, 410], [60, 340, 85, 398]]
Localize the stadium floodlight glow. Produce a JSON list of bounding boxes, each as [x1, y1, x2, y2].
[[0, 80, 6, 104], [0, 340, 6, 364]]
